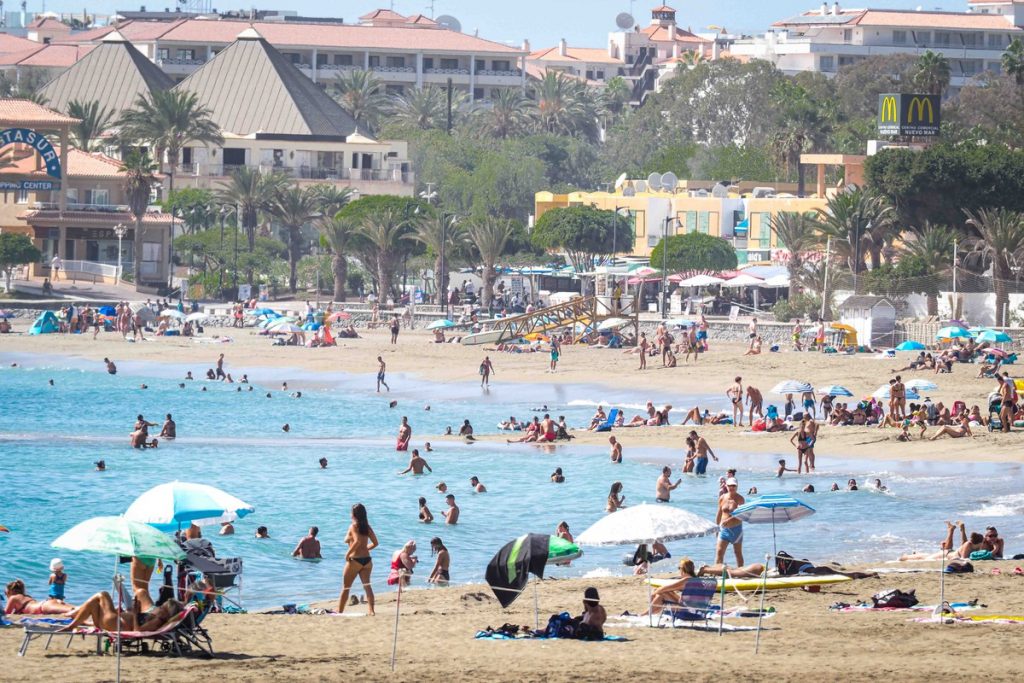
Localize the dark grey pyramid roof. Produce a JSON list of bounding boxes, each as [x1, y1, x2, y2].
[[38, 31, 174, 118], [174, 27, 361, 140]]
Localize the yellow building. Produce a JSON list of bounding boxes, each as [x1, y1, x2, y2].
[[535, 181, 827, 265]]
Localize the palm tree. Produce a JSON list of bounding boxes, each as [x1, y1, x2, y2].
[[66, 99, 114, 152], [407, 213, 464, 304], [333, 69, 388, 134], [464, 216, 515, 310], [1002, 38, 1024, 86], [900, 223, 955, 316], [769, 80, 829, 185], [120, 150, 158, 285], [311, 184, 355, 218], [356, 208, 411, 301], [390, 86, 448, 130], [268, 185, 320, 293], [217, 167, 288, 252], [602, 76, 631, 118], [814, 187, 894, 288], [964, 208, 1024, 327], [534, 71, 595, 138], [469, 88, 535, 139], [912, 50, 952, 96], [318, 215, 357, 302], [770, 212, 819, 292]]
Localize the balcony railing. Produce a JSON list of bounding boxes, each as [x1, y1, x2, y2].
[[201, 163, 413, 184], [476, 68, 522, 77], [425, 67, 470, 75], [373, 65, 416, 73], [157, 57, 207, 66], [317, 63, 359, 71], [31, 201, 132, 213]]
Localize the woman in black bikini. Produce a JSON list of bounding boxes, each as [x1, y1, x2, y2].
[[338, 503, 379, 615], [428, 537, 450, 586]]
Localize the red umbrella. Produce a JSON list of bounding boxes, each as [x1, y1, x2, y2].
[[329, 311, 352, 321]]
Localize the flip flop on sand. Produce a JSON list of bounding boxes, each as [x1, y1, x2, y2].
[[1014, 567, 1023, 575], [992, 568, 1002, 575]]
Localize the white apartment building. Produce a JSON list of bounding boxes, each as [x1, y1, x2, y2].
[[49, 9, 527, 102], [729, 1, 1023, 91]]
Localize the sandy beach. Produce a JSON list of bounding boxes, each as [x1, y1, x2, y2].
[[3, 325, 1023, 681], [2, 325, 1020, 463]]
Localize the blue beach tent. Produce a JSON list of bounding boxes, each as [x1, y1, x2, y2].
[[29, 311, 59, 335]]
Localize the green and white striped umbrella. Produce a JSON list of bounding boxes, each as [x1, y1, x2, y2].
[[51, 516, 186, 561]]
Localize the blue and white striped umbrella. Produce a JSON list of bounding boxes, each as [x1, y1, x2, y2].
[[818, 385, 853, 397], [872, 385, 920, 401], [905, 379, 937, 391], [770, 380, 813, 395], [731, 494, 816, 558], [124, 481, 255, 532]]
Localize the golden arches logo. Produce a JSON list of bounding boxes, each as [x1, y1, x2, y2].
[[880, 96, 898, 123], [907, 96, 934, 124]]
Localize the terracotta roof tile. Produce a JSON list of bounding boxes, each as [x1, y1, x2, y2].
[[405, 14, 438, 26], [0, 147, 126, 178], [359, 9, 407, 22], [529, 46, 623, 64], [652, 4, 677, 11], [851, 10, 1018, 30], [155, 18, 524, 55], [28, 17, 70, 31], [0, 42, 96, 68], [640, 24, 706, 44], [0, 33, 41, 55], [0, 99, 79, 125], [69, 19, 187, 43]]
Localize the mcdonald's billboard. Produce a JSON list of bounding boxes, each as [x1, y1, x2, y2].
[[877, 93, 941, 136]]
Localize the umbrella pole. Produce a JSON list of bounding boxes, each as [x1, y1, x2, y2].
[[936, 549, 946, 624], [755, 553, 769, 654], [647, 577, 653, 628], [718, 565, 726, 636], [113, 571, 123, 683], [533, 578, 539, 630], [390, 572, 404, 672]]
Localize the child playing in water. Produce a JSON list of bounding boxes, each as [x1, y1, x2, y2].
[[48, 559, 68, 604]]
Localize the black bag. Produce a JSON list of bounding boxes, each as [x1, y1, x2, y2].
[[871, 588, 919, 609], [776, 550, 813, 576]]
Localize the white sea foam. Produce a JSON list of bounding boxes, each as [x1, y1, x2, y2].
[[963, 493, 1024, 517], [582, 567, 614, 579]]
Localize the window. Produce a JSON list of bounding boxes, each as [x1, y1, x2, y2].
[[493, 60, 510, 71], [842, 29, 852, 42], [157, 48, 169, 60], [914, 31, 931, 46], [140, 242, 162, 277], [440, 58, 459, 70], [490, 88, 501, 99], [697, 212, 710, 234], [961, 60, 982, 76], [316, 53, 328, 67], [838, 56, 856, 67], [934, 31, 952, 46], [222, 148, 246, 166], [892, 30, 906, 45], [758, 212, 772, 248], [962, 32, 980, 48], [586, 70, 594, 80], [819, 55, 835, 72], [85, 189, 109, 205], [385, 84, 405, 95], [473, 87, 484, 100], [15, 188, 28, 204], [181, 147, 192, 164], [989, 61, 1003, 74], [177, 49, 194, 60], [475, 59, 485, 71], [368, 55, 381, 67], [334, 54, 353, 66], [684, 211, 697, 233], [423, 57, 434, 69], [988, 33, 1007, 49], [596, 70, 605, 79], [386, 56, 406, 68], [66, 188, 78, 204]]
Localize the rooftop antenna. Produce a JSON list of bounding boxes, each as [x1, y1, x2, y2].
[[436, 14, 461, 32], [426, 0, 435, 19]]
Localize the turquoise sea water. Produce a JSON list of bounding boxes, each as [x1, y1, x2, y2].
[[1, 353, 1023, 610]]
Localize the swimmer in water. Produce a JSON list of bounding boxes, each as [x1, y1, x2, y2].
[[424, 442, 433, 452], [551, 467, 565, 483], [776, 459, 796, 478], [398, 449, 432, 475], [266, 393, 272, 398], [94, 460, 106, 471], [609, 436, 622, 463], [159, 414, 176, 439], [282, 424, 290, 433], [201, 386, 207, 392], [292, 392, 302, 398], [179, 383, 186, 389], [48, 379, 54, 386], [470, 476, 486, 493], [389, 400, 398, 409], [435, 482, 447, 494], [418, 497, 433, 523], [139, 384, 148, 390], [282, 382, 288, 391], [185, 371, 194, 380]]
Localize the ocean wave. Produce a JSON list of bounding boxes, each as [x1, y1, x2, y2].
[[581, 567, 614, 579], [963, 493, 1024, 518]]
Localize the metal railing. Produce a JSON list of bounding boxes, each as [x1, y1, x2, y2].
[[157, 57, 207, 66], [31, 202, 131, 213], [204, 163, 413, 184], [425, 67, 469, 75], [372, 65, 416, 73], [59, 260, 122, 281], [476, 68, 522, 77]]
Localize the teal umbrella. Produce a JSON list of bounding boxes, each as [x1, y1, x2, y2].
[[52, 516, 185, 561], [977, 330, 1012, 344]]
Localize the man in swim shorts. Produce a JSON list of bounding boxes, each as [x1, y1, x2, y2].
[[159, 414, 176, 439], [655, 467, 681, 502], [609, 436, 622, 463], [746, 384, 763, 425], [689, 430, 717, 475], [715, 478, 745, 565], [540, 414, 557, 442], [376, 356, 390, 393], [399, 449, 432, 475], [292, 527, 322, 559]]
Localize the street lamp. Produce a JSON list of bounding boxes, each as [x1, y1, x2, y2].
[[660, 216, 680, 319], [113, 223, 127, 285]]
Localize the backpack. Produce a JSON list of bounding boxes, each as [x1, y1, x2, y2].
[[544, 612, 579, 639], [871, 588, 919, 609]]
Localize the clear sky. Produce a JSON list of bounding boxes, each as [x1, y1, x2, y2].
[[21, 1, 969, 47]]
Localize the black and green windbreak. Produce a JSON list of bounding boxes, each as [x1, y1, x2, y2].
[[485, 533, 581, 608]]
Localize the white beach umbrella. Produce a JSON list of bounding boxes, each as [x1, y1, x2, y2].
[[720, 274, 764, 287], [770, 380, 813, 395], [597, 317, 630, 331], [576, 503, 716, 546], [185, 312, 208, 323], [760, 273, 790, 288], [160, 309, 185, 319], [269, 323, 304, 334], [678, 274, 725, 287]]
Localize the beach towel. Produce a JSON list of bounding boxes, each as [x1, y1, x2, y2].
[[912, 615, 1024, 625], [830, 601, 982, 613], [474, 630, 628, 641], [608, 615, 760, 632]]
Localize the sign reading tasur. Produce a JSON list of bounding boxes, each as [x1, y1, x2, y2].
[[878, 93, 941, 137]]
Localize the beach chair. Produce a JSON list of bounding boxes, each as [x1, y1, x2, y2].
[[594, 408, 619, 432], [658, 578, 718, 628], [18, 604, 200, 657]]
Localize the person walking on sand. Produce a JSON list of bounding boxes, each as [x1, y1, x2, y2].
[[479, 356, 494, 387], [376, 356, 390, 393], [549, 338, 560, 373], [746, 384, 763, 425], [50, 254, 62, 281], [389, 315, 400, 344], [338, 504, 378, 615], [747, 317, 758, 350], [638, 332, 649, 370], [697, 314, 709, 351], [727, 376, 744, 426]]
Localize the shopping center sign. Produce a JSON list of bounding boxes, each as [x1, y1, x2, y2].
[[878, 94, 941, 137], [0, 127, 63, 189]]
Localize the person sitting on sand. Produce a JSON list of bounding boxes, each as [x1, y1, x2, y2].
[[498, 416, 521, 431], [577, 587, 607, 640], [743, 336, 762, 356], [459, 419, 476, 440], [60, 593, 181, 633], [5, 579, 76, 615], [929, 414, 974, 440], [899, 521, 987, 561], [587, 406, 607, 430], [984, 527, 1004, 559], [507, 417, 541, 443], [387, 540, 418, 587], [697, 562, 766, 579], [646, 558, 698, 615]]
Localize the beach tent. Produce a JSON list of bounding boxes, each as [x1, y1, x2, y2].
[[28, 311, 59, 335]]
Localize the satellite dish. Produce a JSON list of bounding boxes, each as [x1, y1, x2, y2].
[[622, 186, 636, 197], [614, 172, 628, 190], [634, 180, 648, 193], [615, 12, 635, 30], [436, 14, 462, 32], [711, 183, 730, 198], [647, 172, 663, 191], [661, 172, 678, 193]]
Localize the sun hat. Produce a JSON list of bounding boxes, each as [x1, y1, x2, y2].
[[725, 477, 738, 487], [49, 558, 64, 572]]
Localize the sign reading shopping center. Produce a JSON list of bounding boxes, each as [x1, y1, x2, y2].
[[877, 93, 941, 137]]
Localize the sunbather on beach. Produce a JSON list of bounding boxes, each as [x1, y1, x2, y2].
[[338, 503, 378, 615], [697, 562, 766, 579], [60, 593, 181, 633], [5, 579, 76, 615], [898, 521, 986, 561], [929, 415, 974, 440], [577, 587, 607, 640], [507, 417, 540, 443], [646, 558, 698, 615]]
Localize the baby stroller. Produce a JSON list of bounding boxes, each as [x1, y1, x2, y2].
[[177, 538, 244, 610], [987, 391, 1003, 432]]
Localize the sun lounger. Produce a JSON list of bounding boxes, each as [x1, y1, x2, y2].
[[594, 408, 619, 432], [658, 578, 718, 628]]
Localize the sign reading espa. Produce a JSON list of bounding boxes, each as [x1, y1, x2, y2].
[[0, 127, 62, 179], [878, 94, 941, 137]]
